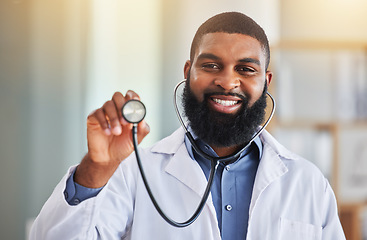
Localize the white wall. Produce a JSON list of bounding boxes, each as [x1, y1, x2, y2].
[[0, 1, 30, 239], [27, 0, 88, 235], [86, 0, 162, 146]]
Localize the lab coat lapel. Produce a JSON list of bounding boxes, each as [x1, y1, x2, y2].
[[151, 127, 216, 217], [164, 142, 213, 203], [249, 130, 289, 216]]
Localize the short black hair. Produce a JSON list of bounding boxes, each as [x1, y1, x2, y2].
[[190, 12, 270, 69]]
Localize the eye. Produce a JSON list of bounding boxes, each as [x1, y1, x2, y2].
[[236, 66, 256, 75], [201, 63, 220, 71]]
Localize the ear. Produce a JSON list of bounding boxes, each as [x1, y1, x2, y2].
[[265, 71, 273, 87], [184, 60, 191, 79]]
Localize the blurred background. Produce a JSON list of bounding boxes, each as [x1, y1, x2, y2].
[[1, 0, 367, 239]]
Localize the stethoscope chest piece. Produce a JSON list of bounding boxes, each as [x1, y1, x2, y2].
[[122, 99, 146, 124]]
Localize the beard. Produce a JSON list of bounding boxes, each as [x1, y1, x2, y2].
[[182, 78, 268, 148]]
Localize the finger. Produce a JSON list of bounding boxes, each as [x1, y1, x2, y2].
[[103, 100, 122, 135], [90, 108, 111, 135], [125, 90, 141, 101], [112, 92, 128, 125], [137, 120, 150, 144]]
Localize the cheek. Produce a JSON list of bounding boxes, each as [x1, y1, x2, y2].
[[189, 80, 205, 102], [188, 71, 211, 102], [245, 80, 266, 106]]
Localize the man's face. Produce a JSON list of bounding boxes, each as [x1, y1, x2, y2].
[[182, 32, 272, 148]]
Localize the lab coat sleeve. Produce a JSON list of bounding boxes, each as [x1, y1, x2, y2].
[[30, 161, 137, 240], [321, 179, 346, 239]]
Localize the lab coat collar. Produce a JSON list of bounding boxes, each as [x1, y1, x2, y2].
[[151, 126, 297, 164], [151, 127, 186, 154], [151, 127, 296, 195], [151, 127, 205, 196], [150, 127, 296, 223], [150, 127, 217, 220]]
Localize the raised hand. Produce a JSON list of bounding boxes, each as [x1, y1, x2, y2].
[[75, 90, 150, 188]]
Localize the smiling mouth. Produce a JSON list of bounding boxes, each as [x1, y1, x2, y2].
[[212, 98, 240, 106], [208, 95, 244, 114]]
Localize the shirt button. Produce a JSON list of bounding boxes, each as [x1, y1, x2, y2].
[[73, 198, 80, 205], [225, 204, 232, 211], [225, 166, 230, 171]]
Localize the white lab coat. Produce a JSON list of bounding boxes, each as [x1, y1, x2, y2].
[[30, 128, 345, 240]]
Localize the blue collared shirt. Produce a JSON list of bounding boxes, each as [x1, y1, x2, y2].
[[184, 131, 262, 240]]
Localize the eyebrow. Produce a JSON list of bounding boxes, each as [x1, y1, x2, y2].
[[197, 53, 261, 66], [239, 58, 261, 66], [196, 53, 220, 61]]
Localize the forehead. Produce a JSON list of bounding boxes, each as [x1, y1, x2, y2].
[[194, 32, 266, 64]]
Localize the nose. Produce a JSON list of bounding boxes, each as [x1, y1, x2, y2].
[[213, 69, 240, 90]]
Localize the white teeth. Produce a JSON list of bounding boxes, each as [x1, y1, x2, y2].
[[213, 98, 238, 106]]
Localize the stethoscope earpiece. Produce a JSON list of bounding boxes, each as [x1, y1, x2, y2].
[[122, 99, 146, 124]]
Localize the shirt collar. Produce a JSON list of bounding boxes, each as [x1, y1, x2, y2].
[[184, 126, 263, 163]]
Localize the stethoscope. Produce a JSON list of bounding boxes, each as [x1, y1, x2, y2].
[[121, 80, 276, 228]]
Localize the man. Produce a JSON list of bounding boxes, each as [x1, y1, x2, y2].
[[30, 12, 345, 239]]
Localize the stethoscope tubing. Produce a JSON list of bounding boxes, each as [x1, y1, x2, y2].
[[133, 124, 220, 227], [130, 80, 276, 228]]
